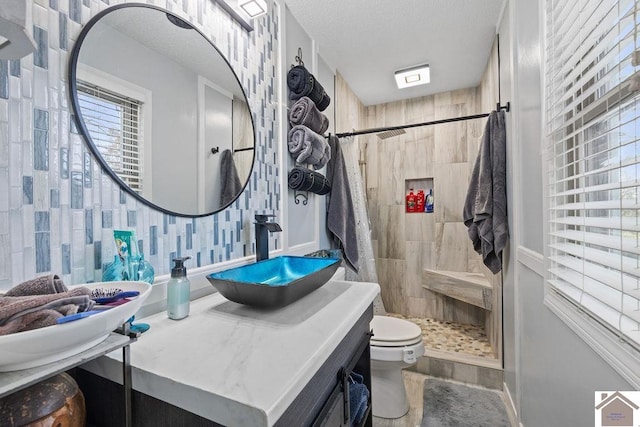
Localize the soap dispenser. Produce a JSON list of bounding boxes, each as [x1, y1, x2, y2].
[[167, 257, 191, 320]]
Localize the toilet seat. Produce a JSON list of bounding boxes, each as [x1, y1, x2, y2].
[[370, 316, 422, 347]]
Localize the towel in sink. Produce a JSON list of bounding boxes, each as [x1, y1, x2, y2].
[[288, 125, 331, 170], [288, 96, 329, 135], [0, 276, 94, 335], [287, 65, 331, 111], [4, 274, 67, 296], [0, 306, 80, 335]]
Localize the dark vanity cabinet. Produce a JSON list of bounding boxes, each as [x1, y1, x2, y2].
[[75, 305, 373, 427], [275, 304, 373, 427]]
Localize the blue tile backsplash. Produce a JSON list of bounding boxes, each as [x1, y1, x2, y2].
[[0, 60, 7, 99], [59, 12, 68, 51], [23, 176, 33, 204], [69, 0, 81, 24], [9, 61, 20, 78], [0, 0, 280, 290], [33, 26, 48, 69]]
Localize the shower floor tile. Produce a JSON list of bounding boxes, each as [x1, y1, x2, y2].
[[387, 313, 495, 358]]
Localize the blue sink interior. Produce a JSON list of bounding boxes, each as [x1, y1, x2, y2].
[[208, 256, 339, 287]]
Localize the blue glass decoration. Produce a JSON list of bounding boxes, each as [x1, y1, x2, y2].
[[136, 256, 155, 284], [103, 255, 126, 281], [102, 254, 155, 284]]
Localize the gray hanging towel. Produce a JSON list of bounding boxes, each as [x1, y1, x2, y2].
[[463, 110, 508, 274], [326, 136, 359, 272], [220, 149, 242, 207]]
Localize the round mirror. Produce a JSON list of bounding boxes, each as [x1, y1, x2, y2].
[[68, 4, 255, 217]]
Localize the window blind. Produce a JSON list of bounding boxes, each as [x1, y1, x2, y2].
[[76, 80, 144, 193], [546, 0, 640, 349]]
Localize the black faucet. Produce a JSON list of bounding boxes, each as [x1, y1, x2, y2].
[[254, 214, 282, 261]]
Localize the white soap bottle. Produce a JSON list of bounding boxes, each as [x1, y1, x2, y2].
[[167, 256, 191, 320]]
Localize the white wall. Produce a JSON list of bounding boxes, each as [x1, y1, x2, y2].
[[505, 0, 634, 425]]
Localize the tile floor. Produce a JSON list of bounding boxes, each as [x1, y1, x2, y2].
[[372, 371, 517, 427], [387, 313, 494, 358]]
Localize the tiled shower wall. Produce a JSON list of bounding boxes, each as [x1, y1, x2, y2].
[[335, 75, 491, 326], [0, 0, 280, 291], [361, 88, 488, 326]]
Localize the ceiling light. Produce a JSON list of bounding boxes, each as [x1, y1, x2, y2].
[[238, 0, 268, 18], [394, 64, 430, 89]]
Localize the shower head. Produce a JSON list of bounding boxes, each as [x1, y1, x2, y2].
[[376, 128, 406, 140]]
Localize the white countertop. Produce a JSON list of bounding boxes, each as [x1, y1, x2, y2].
[[82, 279, 379, 426]]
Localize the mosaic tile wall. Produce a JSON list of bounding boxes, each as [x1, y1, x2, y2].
[[0, 0, 281, 290]]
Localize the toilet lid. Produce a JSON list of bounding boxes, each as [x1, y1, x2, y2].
[[370, 316, 423, 347]]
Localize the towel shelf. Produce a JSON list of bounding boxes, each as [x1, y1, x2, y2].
[[287, 45, 331, 209]]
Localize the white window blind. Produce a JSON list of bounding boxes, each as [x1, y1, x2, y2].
[[77, 80, 144, 193], [546, 0, 640, 350]]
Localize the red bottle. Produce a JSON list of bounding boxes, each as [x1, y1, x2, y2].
[[416, 190, 425, 213], [406, 189, 416, 213]]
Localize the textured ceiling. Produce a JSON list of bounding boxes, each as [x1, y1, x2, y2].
[[283, 0, 505, 106]]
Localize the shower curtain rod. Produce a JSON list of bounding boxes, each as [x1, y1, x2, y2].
[[332, 102, 510, 139]]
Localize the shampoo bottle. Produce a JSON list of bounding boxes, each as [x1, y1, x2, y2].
[[406, 189, 416, 212], [416, 190, 425, 212], [426, 189, 434, 213], [167, 256, 191, 320]]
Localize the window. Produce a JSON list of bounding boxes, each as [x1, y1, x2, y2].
[[545, 0, 640, 383], [77, 80, 144, 193]]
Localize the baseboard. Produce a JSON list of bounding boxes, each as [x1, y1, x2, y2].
[[502, 382, 520, 427]]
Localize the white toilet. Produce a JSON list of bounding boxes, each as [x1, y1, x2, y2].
[[370, 315, 425, 419]]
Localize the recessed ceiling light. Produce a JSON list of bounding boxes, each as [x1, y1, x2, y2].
[[238, 0, 268, 18], [394, 64, 430, 89]]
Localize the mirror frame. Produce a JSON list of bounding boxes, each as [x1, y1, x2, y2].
[[68, 3, 256, 217]]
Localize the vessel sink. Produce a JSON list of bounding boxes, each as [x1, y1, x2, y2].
[[206, 256, 341, 308]]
